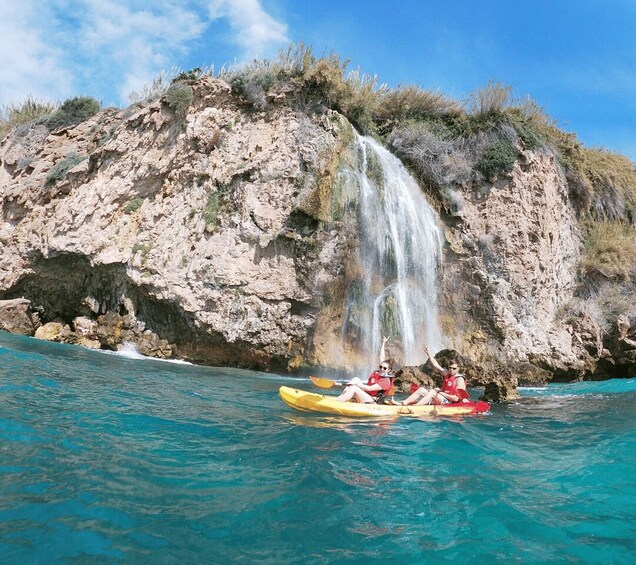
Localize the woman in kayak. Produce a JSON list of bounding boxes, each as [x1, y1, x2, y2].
[[396, 346, 468, 405], [336, 337, 394, 403]]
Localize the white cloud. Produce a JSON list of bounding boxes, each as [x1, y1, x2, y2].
[[75, 0, 208, 103], [207, 0, 289, 61], [0, 1, 74, 105], [0, 0, 290, 108]]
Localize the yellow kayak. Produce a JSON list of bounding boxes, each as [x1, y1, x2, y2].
[[279, 386, 490, 418]]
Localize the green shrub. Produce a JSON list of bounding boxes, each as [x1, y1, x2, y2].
[[129, 69, 176, 103], [476, 140, 518, 181], [203, 192, 220, 228], [45, 96, 101, 130], [124, 198, 145, 213], [132, 243, 152, 263], [457, 85, 552, 147], [46, 152, 86, 184], [298, 53, 384, 133], [164, 82, 193, 119], [389, 122, 458, 187], [223, 45, 385, 132], [230, 68, 277, 111], [173, 67, 203, 82]]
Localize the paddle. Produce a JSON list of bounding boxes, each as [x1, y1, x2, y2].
[[310, 376, 346, 389], [310, 375, 396, 396]]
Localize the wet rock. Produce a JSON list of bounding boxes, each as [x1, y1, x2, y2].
[[135, 330, 173, 358], [394, 365, 436, 393], [77, 336, 101, 349], [0, 298, 40, 335], [95, 312, 125, 349], [73, 316, 98, 339], [481, 371, 521, 402], [510, 362, 552, 386], [34, 321, 75, 343]]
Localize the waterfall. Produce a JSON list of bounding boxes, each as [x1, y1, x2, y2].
[[340, 134, 444, 370]]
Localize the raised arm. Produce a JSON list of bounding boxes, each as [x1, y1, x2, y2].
[[379, 336, 389, 365], [423, 345, 445, 373]]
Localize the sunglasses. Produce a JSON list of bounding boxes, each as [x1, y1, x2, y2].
[[449, 366, 459, 370], [379, 365, 390, 371]]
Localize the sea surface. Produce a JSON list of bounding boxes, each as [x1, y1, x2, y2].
[[0, 331, 634, 564]]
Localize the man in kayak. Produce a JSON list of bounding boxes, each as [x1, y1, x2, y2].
[[336, 337, 394, 403], [395, 346, 468, 405]]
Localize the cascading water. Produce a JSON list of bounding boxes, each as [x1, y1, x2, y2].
[[340, 134, 444, 370]]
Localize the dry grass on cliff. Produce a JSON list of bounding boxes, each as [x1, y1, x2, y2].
[[526, 125, 636, 223], [49, 43, 635, 225], [372, 86, 464, 133], [578, 148, 636, 221], [580, 221, 636, 282], [0, 96, 58, 138], [223, 45, 389, 133]]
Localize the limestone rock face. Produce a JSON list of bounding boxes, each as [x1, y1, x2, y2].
[[0, 75, 626, 382], [438, 150, 586, 377], [134, 330, 173, 358], [0, 76, 353, 369], [609, 314, 636, 378], [35, 321, 74, 343], [0, 298, 39, 335], [394, 366, 437, 393], [481, 373, 521, 402]]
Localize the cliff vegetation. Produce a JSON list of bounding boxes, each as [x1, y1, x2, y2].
[[1, 44, 635, 389]]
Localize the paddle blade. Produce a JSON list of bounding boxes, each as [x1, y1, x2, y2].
[[310, 376, 336, 389], [457, 389, 470, 399]]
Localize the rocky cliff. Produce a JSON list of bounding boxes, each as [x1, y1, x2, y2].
[[1, 75, 634, 387], [0, 76, 359, 370]]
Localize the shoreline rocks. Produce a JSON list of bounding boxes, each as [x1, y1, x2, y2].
[[0, 298, 40, 335]]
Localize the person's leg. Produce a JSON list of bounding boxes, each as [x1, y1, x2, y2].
[[414, 389, 437, 405], [402, 387, 430, 406], [337, 385, 375, 403], [351, 388, 376, 403], [432, 393, 450, 405], [337, 386, 357, 402]]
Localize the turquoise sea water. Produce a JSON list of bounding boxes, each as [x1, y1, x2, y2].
[[0, 332, 634, 564]]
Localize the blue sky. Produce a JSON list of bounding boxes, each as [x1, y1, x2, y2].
[[1, 0, 635, 161]]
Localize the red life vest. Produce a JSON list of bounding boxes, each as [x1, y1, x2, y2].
[[367, 371, 393, 396], [441, 373, 468, 398]]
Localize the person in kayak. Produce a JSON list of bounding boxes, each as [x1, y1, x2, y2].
[[395, 346, 468, 405], [336, 337, 394, 403]]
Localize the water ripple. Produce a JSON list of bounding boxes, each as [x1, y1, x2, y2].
[[0, 332, 634, 563]]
